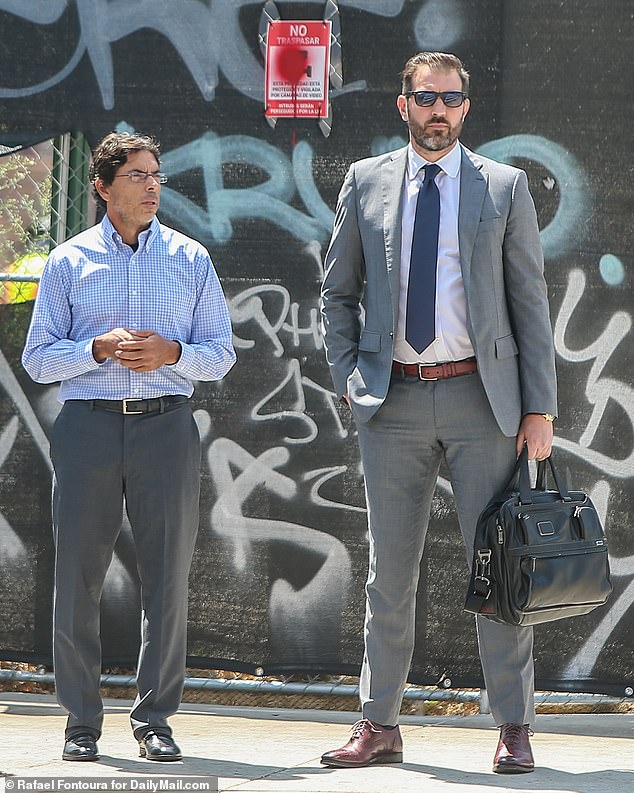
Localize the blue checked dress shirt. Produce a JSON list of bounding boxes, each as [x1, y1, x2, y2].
[[22, 215, 236, 401]]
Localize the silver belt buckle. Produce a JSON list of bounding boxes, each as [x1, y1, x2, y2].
[[122, 398, 144, 415], [418, 364, 438, 381]]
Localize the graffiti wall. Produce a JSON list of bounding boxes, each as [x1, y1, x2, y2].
[[1, 0, 633, 697]]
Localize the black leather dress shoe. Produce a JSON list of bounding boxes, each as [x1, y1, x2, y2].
[[138, 731, 182, 761], [62, 733, 99, 761]]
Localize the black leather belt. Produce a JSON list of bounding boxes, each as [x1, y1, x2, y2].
[[392, 358, 477, 381], [85, 395, 189, 415]]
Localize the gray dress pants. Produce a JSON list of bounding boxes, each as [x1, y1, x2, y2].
[[355, 370, 535, 728], [50, 399, 200, 739]]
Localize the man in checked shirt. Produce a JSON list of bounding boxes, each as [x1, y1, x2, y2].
[[22, 131, 236, 762]]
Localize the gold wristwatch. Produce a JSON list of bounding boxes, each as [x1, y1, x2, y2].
[[541, 413, 555, 422]]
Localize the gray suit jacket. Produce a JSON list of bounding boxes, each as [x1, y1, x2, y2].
[[320, 144, 557, 436]]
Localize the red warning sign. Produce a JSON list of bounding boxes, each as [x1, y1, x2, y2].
[[265, 20, 331, 119]]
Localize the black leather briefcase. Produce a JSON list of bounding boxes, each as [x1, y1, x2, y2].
[[464, 448, 612, 626]]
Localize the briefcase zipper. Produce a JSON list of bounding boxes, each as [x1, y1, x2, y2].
[[509, 540, 608, 557]]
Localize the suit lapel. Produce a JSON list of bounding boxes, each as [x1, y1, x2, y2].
[[381, 147, 408, 327], [458, 147, 487, 292]]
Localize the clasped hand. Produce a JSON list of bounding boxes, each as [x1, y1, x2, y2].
[[92, 328, 180, 372]]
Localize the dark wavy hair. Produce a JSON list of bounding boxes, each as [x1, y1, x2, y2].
[[89, 131, 161, 209]]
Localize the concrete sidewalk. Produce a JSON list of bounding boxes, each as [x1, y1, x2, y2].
[[1, 692, 633, 792]]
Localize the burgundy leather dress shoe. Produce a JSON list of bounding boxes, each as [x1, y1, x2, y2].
[[493, 723, 534, 773], [321, 719, 403, 768]]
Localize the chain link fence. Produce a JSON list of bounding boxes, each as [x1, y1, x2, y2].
[[2, 663, 633, 715], [0, 132, 94, 304]]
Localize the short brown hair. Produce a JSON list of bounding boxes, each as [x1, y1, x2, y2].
[[401, 52, 470, 95], [89, 131, 161, 208]]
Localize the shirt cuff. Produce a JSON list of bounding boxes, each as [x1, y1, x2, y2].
[[169, 340, 193, 375], [85, 338, 105, 368]]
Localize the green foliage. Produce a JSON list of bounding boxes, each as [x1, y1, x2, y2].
[[0, 152, 52, 269]]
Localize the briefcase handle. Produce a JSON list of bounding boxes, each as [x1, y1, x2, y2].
[[513, 447, 573, 505]]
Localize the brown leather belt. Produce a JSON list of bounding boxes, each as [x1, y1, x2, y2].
[[392, 358, 477, 381]]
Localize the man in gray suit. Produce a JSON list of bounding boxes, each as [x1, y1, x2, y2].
[[320, 52, 556, 774]]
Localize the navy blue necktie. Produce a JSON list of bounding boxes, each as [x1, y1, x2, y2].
[[406, 163, 441, 353]]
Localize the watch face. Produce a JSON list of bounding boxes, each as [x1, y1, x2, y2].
[[542, 413, 555, 422]]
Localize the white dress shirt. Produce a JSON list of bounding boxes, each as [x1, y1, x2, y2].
[[394, 142, 475, 364]]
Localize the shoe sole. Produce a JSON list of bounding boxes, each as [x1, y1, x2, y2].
[[62, 754, 100, 762], [139, 745, 182, 762], [321, 752, 403, 768], [493, 764, 534, 774]]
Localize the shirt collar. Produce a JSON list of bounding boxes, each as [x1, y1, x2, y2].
[[100, 213, 160, 250], [407, 141, 462, 181]]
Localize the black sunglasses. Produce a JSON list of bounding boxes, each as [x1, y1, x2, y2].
[[405, 90, 468, 108]]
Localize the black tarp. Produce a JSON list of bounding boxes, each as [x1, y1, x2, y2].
[[1, 0, 633, 697]]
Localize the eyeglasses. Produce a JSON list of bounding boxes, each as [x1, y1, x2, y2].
[[113, 171, 168, 184], [405, 90, 468, 108]]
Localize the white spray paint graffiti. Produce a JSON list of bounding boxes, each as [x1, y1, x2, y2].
[[552, 269, 634, 679], [0, 416, 27, 563], [0, 85, 630, 679], [554, 269, 634, 478], [0, 0, 405, 107], [250, 357, 348, 445], [0, 0, 634, 676], [204, 437, 352, 660]]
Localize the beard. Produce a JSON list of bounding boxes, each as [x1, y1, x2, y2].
[[409, 115, 463, 152]]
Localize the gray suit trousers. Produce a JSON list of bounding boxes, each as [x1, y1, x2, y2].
[[50, 399, 201, 739], [355, 370, 535, 728]]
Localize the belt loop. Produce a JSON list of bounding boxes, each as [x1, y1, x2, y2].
[[159, 397, 165, 414], [89, 400, 96, 411]]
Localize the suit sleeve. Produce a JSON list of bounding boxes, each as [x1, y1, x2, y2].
[[502, 170, 558, 417], [320, 164, 366, 398]]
